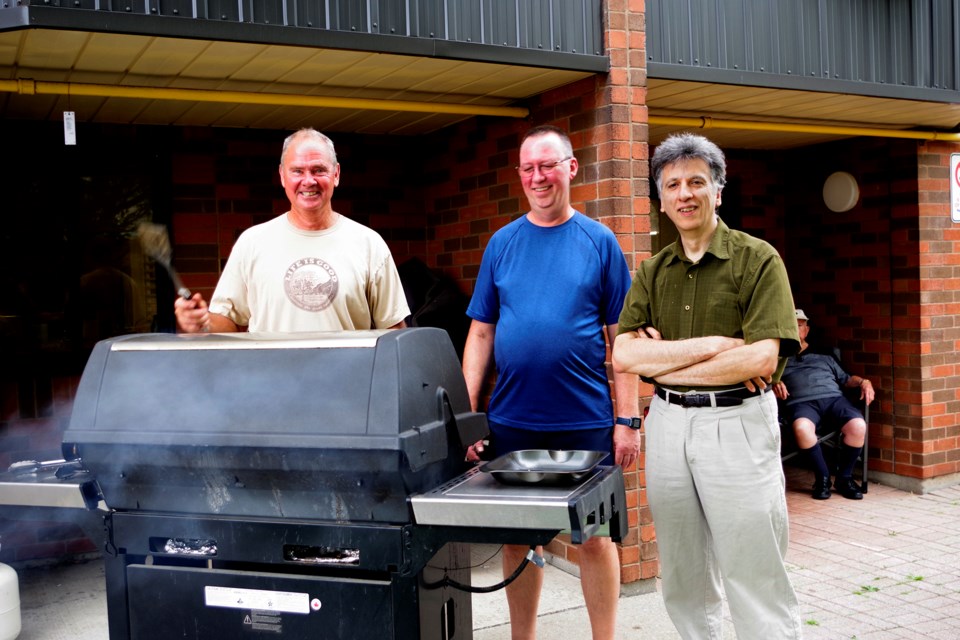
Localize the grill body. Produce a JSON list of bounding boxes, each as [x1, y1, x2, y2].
[[55, 328, 625, 640], [65, 328, 487, 640], [104, 513, 476, 640]]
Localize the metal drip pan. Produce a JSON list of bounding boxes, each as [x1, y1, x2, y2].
[[481, 450, 607, 486]]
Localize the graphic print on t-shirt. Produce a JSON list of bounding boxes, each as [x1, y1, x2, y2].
[[284, 257, 339, 311]]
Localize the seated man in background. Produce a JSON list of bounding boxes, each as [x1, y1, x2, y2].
[[773, 309, 875, 500]]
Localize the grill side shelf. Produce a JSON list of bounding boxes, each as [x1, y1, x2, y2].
[[408, 465, 626, 544], [566, 466, 626, 544], [0, 468, 103, 510]]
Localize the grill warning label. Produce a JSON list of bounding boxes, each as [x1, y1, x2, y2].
[[243, 611, 282, 634], [204, 585, 310, 614]]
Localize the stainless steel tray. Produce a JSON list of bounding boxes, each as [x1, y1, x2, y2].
[[409, 463, 626, 544], [0, 464, 103, 510], [481, 450, 607, 486]]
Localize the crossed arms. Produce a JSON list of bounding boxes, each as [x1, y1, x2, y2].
[[612, 325, 780, 391]]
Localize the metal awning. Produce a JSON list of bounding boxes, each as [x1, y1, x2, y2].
[[0, 3, 606, 135], [648, 77, 960, 150]]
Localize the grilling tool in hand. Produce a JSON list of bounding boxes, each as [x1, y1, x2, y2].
[[137, 222, 192, 299]]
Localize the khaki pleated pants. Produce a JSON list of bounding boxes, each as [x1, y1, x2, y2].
[[645, 390, 804, 640]]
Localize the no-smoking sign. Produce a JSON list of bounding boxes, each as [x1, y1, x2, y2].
[[952, 153, 960, 223]]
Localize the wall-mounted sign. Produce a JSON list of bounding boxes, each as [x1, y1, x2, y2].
[[952, 153, 960, 223]]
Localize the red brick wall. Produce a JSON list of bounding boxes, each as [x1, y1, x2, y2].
[[420, 0, 653, 584], [914, 141, 960, 480], [773, 137, 960, 487]]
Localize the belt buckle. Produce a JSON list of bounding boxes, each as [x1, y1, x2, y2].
[[682, 394, 710, 408]]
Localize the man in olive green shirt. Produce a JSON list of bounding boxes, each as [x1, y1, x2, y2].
[[612, 134, 802, 640]]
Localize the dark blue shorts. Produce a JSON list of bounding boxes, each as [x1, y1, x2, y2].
[[788, 396, 863, 433], [489, 421, 613, 465]]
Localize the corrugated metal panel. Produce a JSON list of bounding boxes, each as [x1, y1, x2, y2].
[[373, 1, 408, 36], [287, 1, 327, 28], [408, 0, 444, 38], [31, 0, 601, 55], [485, 0, 520, 48], [648, 0, 960, 96]]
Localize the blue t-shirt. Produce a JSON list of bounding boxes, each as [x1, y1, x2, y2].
[[467, 212, 631, 431]]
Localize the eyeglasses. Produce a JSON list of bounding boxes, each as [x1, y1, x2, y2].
[[516, 157, 572, 177]]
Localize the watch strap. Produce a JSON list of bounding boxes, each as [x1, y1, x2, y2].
[[615, 416, 642, 430]]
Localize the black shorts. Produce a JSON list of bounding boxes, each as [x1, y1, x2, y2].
[[488, 421, 614, 465], [788, 396, 863, 432]]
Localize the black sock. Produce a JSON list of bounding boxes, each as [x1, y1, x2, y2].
[[838, 443, 862, 479], [803, 443, 831, 481]]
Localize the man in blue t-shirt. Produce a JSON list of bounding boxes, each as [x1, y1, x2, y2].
[[462, 125, 639, 640], [774, 309, 875, 500]]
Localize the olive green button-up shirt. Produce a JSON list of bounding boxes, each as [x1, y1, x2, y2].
[[618, 218, 799, 389]]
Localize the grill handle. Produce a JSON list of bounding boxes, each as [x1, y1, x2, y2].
[[399, 388, 489, 472]]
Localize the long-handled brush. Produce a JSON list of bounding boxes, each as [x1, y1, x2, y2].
[[137, 222, 192, 299]]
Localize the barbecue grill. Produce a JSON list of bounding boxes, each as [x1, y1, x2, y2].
[[5, 328, 626, 639]]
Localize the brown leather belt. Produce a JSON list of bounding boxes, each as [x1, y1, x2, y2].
[[654, 385, 770, 408]]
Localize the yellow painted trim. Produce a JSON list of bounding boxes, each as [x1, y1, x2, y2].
[[0, 78, 529, 119], [650, 115, 960, 142]]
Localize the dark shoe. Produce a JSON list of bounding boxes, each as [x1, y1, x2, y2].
[[812, 476, 831, 500], [834, 477, 863, 500]]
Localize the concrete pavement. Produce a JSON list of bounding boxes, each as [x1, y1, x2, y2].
[[14, 465, 960, 639]]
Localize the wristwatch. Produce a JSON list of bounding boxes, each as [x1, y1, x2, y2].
[[615, 416, 642, 430]]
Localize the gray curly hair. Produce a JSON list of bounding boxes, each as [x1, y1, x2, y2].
[[650, 133, 726, 197]]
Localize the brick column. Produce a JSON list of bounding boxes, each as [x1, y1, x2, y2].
[[594, 0, 656, 584], [425, 1, 655, 585], [913, 141, 960, 481]]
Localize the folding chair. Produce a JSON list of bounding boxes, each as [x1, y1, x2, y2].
[[778, 348, 869, 492]]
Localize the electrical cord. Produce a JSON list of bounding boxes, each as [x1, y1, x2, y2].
[[424, 543, 501, 573], [422, 545, 544, 593]]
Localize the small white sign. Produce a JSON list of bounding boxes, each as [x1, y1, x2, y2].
[[204, 585, 310, 614], [63, 111, 76, 146], [952, 153, 960, 223]]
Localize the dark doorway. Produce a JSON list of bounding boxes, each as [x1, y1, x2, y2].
[[0, 123, 171, 418]]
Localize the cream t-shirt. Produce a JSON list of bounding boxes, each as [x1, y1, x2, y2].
[[209, 213, 409, 331]]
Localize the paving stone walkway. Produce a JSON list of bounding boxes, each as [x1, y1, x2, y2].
[[13, 465, 960, 639]]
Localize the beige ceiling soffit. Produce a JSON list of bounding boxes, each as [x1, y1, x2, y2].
[[650, 115, 960, 142], [0, 78, 530, 118]]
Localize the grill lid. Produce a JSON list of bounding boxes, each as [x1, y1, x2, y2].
[[62, 328, 487, 522]]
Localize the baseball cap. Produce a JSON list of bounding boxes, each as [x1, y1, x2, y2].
[[795, 309, 810, 321]]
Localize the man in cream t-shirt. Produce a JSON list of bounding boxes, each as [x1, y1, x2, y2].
[[174, 128, 409, 333]]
